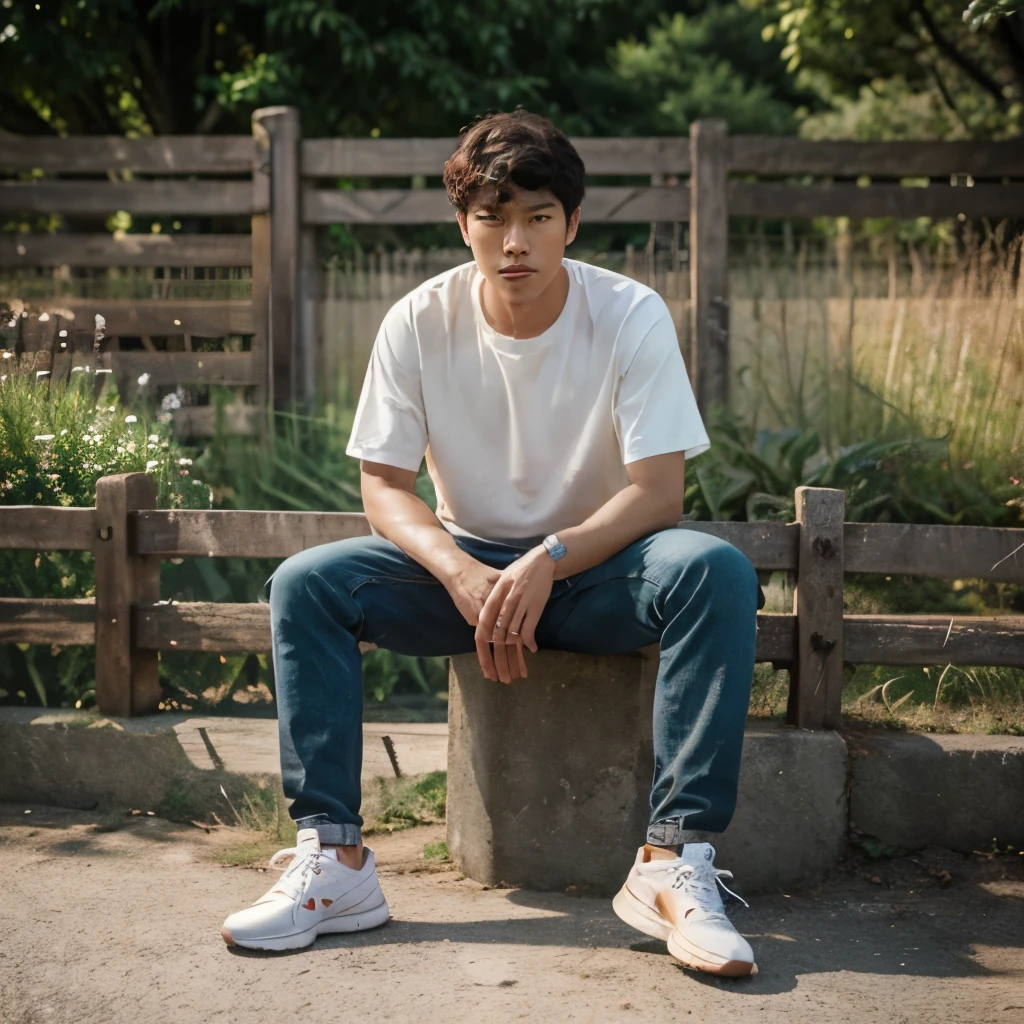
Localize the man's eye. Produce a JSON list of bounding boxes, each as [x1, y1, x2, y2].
[[476, 214, 498, 221], [532, 215, 550, 223]]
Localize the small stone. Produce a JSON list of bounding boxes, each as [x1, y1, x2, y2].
[[869, 876, 882, 885]]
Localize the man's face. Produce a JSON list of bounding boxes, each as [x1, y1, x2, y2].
[[457, 185, 580, 304]]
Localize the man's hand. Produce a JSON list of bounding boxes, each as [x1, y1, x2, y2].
[[474, 548, 556, 683]]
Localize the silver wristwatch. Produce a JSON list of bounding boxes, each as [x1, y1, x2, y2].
[[542, 533, 567, 562]]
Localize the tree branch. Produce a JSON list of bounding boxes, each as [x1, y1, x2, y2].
[[930, 63, 971, 132], [913, 0, 1008, 103]]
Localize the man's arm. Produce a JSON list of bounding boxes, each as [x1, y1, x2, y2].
[[359, 460, 478, 587], [543, 450, 686, 580]]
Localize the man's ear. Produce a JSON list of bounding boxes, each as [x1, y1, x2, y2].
[[455, 210, 471, 247], [565, 206, 581, 246]]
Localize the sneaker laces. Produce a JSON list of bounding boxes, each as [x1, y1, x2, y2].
[[261, 845, 323, 901], [637, 857, 749, 918]]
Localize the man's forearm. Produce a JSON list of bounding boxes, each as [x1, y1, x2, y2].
[[362, 482, 477, 586], [539, 484, 682, 581]]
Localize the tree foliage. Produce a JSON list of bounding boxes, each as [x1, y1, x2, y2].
[[749, 0, 1024, 138], [0, 0, 809, 139]]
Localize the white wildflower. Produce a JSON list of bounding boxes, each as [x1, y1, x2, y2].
[[145, 460, 158, 471], [92, 463, 102, 471], [137, 373, 151, 386], [124, 415, 137, 423], [33, 434, 55, 441], [148, 434, 159, 442], [160, 387, 184, 412], [178, 458, 193, 466], [157, 411, 172, 424], [38, 312, 50, 322], [60, 429, 68, 436], [126, 442, 136, 454]]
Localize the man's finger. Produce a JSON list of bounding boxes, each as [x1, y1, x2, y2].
[[492, 636, 513, 684], [512, 637, 528, 678], [518, 602, 544, 654], [475, 630, 496, 681]]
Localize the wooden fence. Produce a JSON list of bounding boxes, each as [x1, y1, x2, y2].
[[2, 475, 1022, 728], [4, 115, 1023, 422]]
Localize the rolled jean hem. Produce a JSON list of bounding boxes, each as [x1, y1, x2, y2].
[[646, 817, 724, 848], [295, 816, 362, 847]]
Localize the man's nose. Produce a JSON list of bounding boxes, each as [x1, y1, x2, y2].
[[504, 223, 528, 255]]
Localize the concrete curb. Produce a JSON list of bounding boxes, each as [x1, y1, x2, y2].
[[3, 707, 1021, 894], [847, 729, 1024, 853]]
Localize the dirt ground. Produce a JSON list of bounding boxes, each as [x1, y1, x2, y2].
[[1, 804, 1022, 1024]]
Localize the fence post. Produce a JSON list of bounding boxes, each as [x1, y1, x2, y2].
[[251, 106, 309, 416], [94, 473, 160, 717], [688, 119, 730, 413], [251, 110, 273, 443], [789, 486, 846, 729]]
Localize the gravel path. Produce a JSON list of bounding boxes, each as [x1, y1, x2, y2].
[[1, 805, 1022, 1024]]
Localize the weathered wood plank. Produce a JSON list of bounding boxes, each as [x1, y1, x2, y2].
[[729, 137, 1024, 178], [94, 474, 161, 717], [0, 181, 255, 216], [34, 299, 255, 337], [170, 404, 263, 438], [0, 598, 95, 645], [113, 351, 257, 386], [0, 233, 251, 268], [0, 135, 254, 173], [0, 506, 96, 551], [677, 521, 798, 571], [135, 603, 796, 660], [262, 107, 302, 412], [845, 523, 1024, 583], [301, 137, 691, 177], [131, 510, 795, 564], [250, 109, 272, 439], [303, 186, 690, 225], [689, 120, 730, 412], [844, 615, 1024, 666], [729, 182, 1024, 220], [791, 487, 846, 729], [135, 601, 271, 652], [134, 509, 371, 557]]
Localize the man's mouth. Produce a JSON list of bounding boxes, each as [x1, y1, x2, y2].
[[498, 265, 536, 280]]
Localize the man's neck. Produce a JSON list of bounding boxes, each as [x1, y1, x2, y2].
[[480, 264, 570, 340]]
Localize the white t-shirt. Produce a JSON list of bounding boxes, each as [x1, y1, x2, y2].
[[346, 257, 710, 547]]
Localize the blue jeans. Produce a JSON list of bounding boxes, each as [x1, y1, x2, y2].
[[266, 528, 763, 848]]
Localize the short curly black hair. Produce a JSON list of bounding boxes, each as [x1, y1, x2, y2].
[[443, 109, 586, 224]]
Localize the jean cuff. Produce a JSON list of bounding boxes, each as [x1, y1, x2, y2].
[[295, 814, 362, 847], [646, 817, 689, 848]]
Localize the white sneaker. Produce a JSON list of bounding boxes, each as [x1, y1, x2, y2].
[[222, 828, 390, 951], [613, 842, 757, 977]]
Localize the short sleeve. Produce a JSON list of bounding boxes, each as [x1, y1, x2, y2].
[[613, 308, 710, 464], [345, 303, 428, 472]]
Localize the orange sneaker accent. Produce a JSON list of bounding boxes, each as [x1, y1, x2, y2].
[[302, 898, 315, 910], [321, 898, 334, 908]]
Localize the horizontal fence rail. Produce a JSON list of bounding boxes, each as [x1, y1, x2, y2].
[[2, 479, 1021, 726]]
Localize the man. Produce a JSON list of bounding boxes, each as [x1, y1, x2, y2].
[[222, 110, 763, 977]]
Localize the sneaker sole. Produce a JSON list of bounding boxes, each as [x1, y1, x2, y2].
[[667, 930, 757, 978], [222, 900, 390, 951], [611, 883, 673, 942]]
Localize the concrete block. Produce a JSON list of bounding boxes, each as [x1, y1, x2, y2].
[[446, 652, 849, 896], [848, 730, 1024, 853]]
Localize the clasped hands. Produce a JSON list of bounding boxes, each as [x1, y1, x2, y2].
[[447, 547, 557, 683]]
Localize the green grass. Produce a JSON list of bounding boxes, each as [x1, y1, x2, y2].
[[423, 840, 450, 862], [362, 770, 448, 835]]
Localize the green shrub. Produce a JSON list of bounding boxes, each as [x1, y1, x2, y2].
[[0, 364, 209, 707]]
